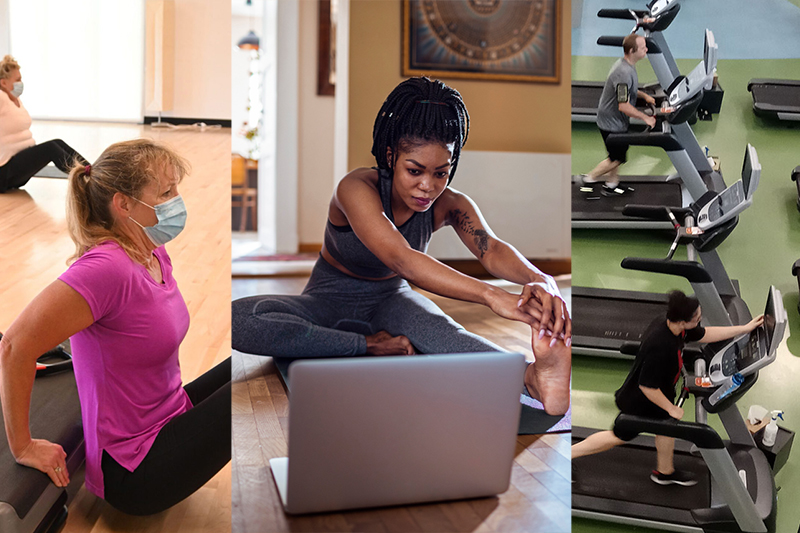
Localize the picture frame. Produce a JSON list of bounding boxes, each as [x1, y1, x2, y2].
[[402, 0, 560, 83]]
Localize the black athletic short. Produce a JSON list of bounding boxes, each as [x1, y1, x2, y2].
[[600, 128, 628, 164]]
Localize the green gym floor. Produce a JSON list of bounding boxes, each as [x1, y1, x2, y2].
[[571, 56, 800, 532]]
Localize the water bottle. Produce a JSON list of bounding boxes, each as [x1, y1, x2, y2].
[[708, 372, 744, 406]]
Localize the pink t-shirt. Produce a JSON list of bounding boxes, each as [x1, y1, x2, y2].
[[0, 92, 34, 166], [58, 242, 191, 499]]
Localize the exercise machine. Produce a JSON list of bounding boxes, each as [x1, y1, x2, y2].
[[573, 144, 760, 358], [573, 285, 787, 533], [572, 30, 722, 229], [573, 0, 723, 125], [0, 338, 84, 533], [747, 79, 800, 122]]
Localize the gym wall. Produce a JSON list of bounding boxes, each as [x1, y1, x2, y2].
[[160, 0, 232, 121]]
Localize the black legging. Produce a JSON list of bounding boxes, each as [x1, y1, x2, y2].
[[101, 357, 231, 516], [0, 139, 87, 193]]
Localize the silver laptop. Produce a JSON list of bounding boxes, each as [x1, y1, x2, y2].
[[269, 352, 525, 514]]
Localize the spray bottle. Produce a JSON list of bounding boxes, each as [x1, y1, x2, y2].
[[762, 410, 784, 447]]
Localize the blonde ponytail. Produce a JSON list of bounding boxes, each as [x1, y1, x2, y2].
[[65, 139, 190, 264]]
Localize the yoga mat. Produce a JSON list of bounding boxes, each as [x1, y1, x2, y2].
[[34, 165, 68, 179], [272, 356, 570, 435]]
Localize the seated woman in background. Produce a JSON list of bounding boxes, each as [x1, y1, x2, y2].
[[232, 77, 571, 415], [0, 139, 230, 515], [0, 55, 88, 193]]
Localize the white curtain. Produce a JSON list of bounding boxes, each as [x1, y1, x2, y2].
[[9, 0, 144, 122]]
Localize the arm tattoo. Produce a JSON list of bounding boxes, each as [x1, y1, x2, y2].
[[449, 208, 490, 258]]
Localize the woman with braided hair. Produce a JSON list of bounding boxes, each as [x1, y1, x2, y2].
[[233, 77, 571, 415]]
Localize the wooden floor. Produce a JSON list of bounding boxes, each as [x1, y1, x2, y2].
[[231, 277, 571, 533], [0, 122, 232, 533]]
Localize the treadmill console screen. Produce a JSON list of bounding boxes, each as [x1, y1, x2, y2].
[[708, 286, 784, 384], [741, 144, 760, 199], [742, 147, 752, 196], [736, 289, 776, 371], [764, 289, 777, 354], [703, 29, 717, 77], [649, 0, 679, 17]]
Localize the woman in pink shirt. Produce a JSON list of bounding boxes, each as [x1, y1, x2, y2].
[[0, 139, 231, 515], [0, 55, 88, 193]]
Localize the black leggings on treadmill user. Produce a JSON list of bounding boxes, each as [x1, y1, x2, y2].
[[102, 357, 232, 516], [0, 139, 87, 193]]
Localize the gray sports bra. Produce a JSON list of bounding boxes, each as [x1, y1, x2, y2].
[[323, 167, 435, 278]]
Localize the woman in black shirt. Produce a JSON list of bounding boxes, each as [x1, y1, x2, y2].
[[572, 290, 763, 486]]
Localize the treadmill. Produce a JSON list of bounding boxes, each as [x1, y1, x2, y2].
[[572, 0, 680, 124], [573, 0, 724, 124], [747, 79, 800, 122], [573, 144, 760, 358], [573, 286, 788, 533], [573, 30, 722, 229]]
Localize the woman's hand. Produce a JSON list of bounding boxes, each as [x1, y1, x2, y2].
[[15, 438, 70, 487], [486, 287, 537, 325], [517, 283, 572, 346], [746, 314, 765, 332]]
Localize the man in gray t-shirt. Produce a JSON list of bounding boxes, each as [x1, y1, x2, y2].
[[581, 34, 657, 195]]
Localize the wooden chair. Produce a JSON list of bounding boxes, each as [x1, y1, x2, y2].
[[232, 154, 257, 232]]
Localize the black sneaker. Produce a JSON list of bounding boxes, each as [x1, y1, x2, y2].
[[601, 184, 634, 197], [650, 469, 698, 486]]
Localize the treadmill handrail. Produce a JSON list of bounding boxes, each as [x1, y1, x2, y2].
[[596, 35, 662, 54], [614, 414, 725, 448], [622, 204, 692, 221], [597, 8, 644, 19], [621, 258, 713, 283], [606, 132, 683, 151]]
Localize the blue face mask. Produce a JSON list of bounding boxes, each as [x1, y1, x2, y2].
[[11, 81, 23, 98], [129, 194, 187, 247]]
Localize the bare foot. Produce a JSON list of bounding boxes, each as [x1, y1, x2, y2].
[[524, 331, 571, 416], [365, 331, 415, 355]]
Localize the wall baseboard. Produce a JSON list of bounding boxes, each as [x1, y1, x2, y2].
[[298, 243, 323, 253], [441, 259, 571, 278], [143, 116, 232, 127], [292, 247, 571, 278]]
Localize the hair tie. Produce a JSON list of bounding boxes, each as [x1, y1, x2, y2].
[[84, 164, 92, 176], [417, 100, 448, 106]]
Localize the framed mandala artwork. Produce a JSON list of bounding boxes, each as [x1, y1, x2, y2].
[[402, 0, 560, 83]]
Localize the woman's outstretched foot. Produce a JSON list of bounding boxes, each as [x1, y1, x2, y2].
[[365, 331, 416, 355], [524, 332, 571, 416]]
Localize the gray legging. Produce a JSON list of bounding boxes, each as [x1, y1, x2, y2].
[[232, 257, 504, 357]]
